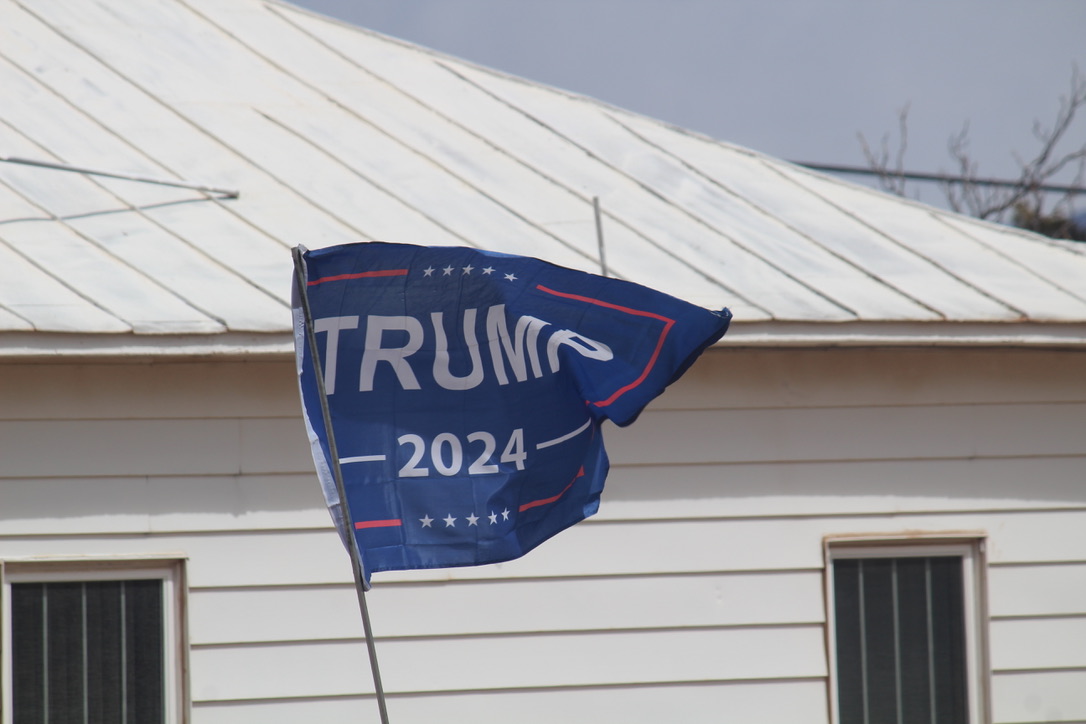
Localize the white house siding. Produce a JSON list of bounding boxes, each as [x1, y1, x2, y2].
[[0, 347, 1084, 723]]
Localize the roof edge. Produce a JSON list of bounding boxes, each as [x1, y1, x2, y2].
[[0, 332, 295, 362], [3, 321, 1086, 363], [723, 321, 1086, 348]]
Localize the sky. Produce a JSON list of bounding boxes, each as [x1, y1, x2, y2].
[[289, 1, 1085, 210]]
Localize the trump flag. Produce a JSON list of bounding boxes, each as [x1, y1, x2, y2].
[[293, 241, 731, 583]]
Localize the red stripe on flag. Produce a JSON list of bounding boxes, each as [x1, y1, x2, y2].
[[309, 269, 408, 286], [519, 467, 585, 512], [355, 519, 403, 529], [535, 284, 676, 408]]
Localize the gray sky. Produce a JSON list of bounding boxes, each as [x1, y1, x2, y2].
[[289, 0, 1085, 207]]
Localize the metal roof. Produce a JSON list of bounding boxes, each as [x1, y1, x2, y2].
[[2, 0, 1085, 357]]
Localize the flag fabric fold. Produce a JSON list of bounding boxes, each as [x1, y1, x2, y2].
[[293, 241, 731, 583]]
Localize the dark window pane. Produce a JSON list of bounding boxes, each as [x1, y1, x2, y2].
[[833, 555, 969, 724], [861, 559, 899, 724], [896, 558, 934, 724], [833, 560, 865, 723], [126, 580, 165, 722], [930, 557, 968, 722], [12, 583, 46, 723], [85, 581, 124, 722], [11, 578, 165, 724], [45, 582, 84, 724]]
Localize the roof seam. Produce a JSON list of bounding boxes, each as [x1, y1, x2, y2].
[[607, 114, 948, 322], [198, 0, 605, 271], [0, 111, 265, 331], [12, 0, 374, 250], [761, 161, 1030, 320], [268, 5, 758, 311], [442, 62, 852, 319], [253, 109, 485, 251], [931, 212, 1086, 308], [428, 62, 770, 316]]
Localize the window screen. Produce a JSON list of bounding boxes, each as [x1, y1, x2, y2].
[[11, 579, 164, 724], [833, 556, 968, 724]]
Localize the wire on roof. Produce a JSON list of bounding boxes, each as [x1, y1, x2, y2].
[[0, 156, 240, 199], [795, 161, 1084, 195]]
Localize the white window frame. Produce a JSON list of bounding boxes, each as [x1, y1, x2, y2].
[[0, 556, 188, 724], [824, 536, 990, 724]]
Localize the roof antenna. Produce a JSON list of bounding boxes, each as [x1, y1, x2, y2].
[[0, 156, 240, 199], [593, 195, 608, 276]]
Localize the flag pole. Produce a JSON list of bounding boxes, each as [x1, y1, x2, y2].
[[292, 246, 391, 724]]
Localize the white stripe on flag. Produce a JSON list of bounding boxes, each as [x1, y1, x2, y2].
[[340, 455, 387, 464], [536, 419, 591, 450]]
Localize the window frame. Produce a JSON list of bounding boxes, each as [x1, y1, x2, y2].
[[0, 556, 188, 724], [824, 536, 991, 724]]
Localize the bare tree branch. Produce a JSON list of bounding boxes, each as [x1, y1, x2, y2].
[[860, 65, 1086, 240]]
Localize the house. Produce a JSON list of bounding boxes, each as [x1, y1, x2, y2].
[[1, 0, 1084, 722]]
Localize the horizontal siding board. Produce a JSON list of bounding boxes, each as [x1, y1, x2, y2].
[[0, 475, 328, 536], [606, 403, 1086, 465], [188, 570, 825, 644], [11, 400, 1074, 479], [992, 670, 1086, 723], [605, 456, 1086, 518], [0, 361, 300, 421], [0, 417, 310, 477], [191, 678, 829, 724], [4, 454, 1083, 539], [4, 347, 1084, 422], [0, 530, 352, 588], [189, 625, 828, 700], [2, 509, 1085, 587], [990, 618, 1086, 671], [989, 564, 1086, 618], [658, 348, 1086, 411]]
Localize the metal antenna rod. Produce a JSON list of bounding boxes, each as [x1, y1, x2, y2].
[[0, 156, 240, 199], [593, 196, 608, 277], [292, 246, 391, 724]]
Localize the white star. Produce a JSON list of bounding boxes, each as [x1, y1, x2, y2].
[[466, 513, 479, 526], [482, 266, 495, 275], [504, 273, 517, 282], [488, 511, 498, 524], [442, 266, 454, 276], [422, 266, 435, 277], [501, 508, 511, 521], [443, 513, 457, 527], [419, 514, 433, 528], [462, 264, 474, 275]]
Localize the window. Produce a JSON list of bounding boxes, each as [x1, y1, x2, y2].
[[826, 540, 988, 724], [2, 559, 186, 724]]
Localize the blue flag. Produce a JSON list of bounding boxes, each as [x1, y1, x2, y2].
[[293, 241, 731, 583]]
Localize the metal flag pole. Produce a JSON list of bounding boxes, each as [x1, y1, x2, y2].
[[593, 196, 609, 277], [291, 246, 391, 724]]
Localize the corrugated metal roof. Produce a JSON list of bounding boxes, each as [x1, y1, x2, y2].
[[2, 0, 1085, 357]]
